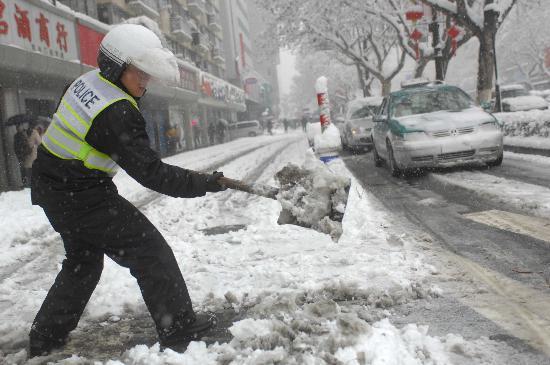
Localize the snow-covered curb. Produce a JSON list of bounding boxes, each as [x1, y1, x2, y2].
[[504, 136, 550, 150], [429, 170, 550, 219]]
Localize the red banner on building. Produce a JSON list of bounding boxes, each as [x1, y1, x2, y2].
[[545, 48, 550, 69], [78, 23, 104, 67]]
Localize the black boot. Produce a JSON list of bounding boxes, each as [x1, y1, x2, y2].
[[160, 312, 217, 351], [28, 329, 67, 358]]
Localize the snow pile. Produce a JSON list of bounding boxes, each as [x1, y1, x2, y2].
[[501, 95, 548, 112], [274, 155, 350, 241], [530, 89, 550, 101], [305, 121, 322, 146], [495, 109, 550, 150], [114, 304, 464, 365], [313, 123, 342, 156], [495, 109, 550, 138]]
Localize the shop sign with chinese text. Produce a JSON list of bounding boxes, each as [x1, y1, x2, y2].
[[0, 0, 78, 61], [201, 72, 245, 109]]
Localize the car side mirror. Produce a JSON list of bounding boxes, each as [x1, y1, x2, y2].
[[374, 115, 388, 123], [480, 101, 493, 112]]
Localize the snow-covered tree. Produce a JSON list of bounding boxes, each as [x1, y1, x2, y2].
[[345, 0, 473, 79], [497, 1, 550, 86], [418, 0, 519, 103], [257, 0, 407, 95], [258, 0, 475, 95]]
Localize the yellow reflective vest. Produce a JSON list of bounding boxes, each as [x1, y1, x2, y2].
[[42, 70, 138, 176]]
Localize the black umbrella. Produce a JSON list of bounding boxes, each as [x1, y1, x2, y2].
[[4, 114, 51, 127]]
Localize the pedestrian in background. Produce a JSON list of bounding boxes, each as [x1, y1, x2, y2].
[[216, 120, 226, 144], [23, 125, 44, 183], [192, 119, 201, 148], [283, 119, 289, 133], [13, 123, 32, 188], [301, 116, 308, 132], [208, 121, 216, 145], [267, 119, 273, 135]]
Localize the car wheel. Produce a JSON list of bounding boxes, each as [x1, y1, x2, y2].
[[248, 132, 257, 137], [386, 141, 401, 177], [372, 142, 383, 167], [486, 152, 503, 167]]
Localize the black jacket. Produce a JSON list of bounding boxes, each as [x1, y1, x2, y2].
[[31, 79, 209, 209]]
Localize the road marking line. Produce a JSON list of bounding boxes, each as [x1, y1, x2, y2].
[[451, 252, 550, 357], [463, 210, 550, 244], [417, 231, 550, 356]]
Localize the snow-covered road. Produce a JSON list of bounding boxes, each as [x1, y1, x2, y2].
[[1, 133, 548, 364], [343, 149, 550, 365], [429, 152, 550, 219]]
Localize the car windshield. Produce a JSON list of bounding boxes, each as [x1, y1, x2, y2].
[[501, 88, 529, 98], [392, 88, 475, 117], [350, 105, 377, 119]]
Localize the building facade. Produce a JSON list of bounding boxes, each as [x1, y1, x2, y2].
[[219, 0, 279, 121], [247, 0, 280, 118], [0, 0, 245, 191]]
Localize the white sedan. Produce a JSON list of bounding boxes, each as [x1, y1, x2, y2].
[[372, 83, 504, 177]]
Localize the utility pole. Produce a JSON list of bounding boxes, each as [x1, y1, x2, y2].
[[485, 5, 502, 112], [429, 8, 444, 81]]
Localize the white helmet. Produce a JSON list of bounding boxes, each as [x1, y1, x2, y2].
[[98, 24, 179, 84]]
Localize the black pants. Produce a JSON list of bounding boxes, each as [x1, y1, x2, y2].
[[18, 163, 31, 188], [32, 194, 195, 341]]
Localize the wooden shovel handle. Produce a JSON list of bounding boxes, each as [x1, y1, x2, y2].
[[218, 176, 279, 200]]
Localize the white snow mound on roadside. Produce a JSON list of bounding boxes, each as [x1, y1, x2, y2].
[[274, 152, 350, 241], [314, 124, 342, 155]]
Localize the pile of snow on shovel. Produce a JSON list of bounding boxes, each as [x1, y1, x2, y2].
[[275, 154, 350, 241]]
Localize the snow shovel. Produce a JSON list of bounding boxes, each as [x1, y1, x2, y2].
[[217, 164, 351, 241]]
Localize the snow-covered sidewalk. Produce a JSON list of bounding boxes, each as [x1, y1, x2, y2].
[[0, 134, 513, 364]]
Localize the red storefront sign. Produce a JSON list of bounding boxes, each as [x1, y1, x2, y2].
[[0, 0, 78, 60], [78, 23, 104, 67]]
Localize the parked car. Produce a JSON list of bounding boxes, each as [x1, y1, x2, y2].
[[371, 82, 504, 177], [228, 120, 263, 139], [341, 96, 383, 151], [499, 84, 548, 112]]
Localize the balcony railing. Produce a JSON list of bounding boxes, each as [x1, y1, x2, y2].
[[207, 14, 222, 32], [170, 15, 193, 43], [127, 0, 160, 19], [187, 0, 205, 17], [212, 48, 225, 64]]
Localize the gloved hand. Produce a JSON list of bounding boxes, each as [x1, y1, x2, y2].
[[205, 171, 227, 192]]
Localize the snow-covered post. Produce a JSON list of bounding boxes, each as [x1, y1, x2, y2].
[[314, 76, 342, 163], [315, 76, 331, 132]]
